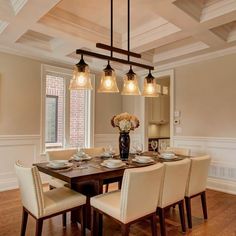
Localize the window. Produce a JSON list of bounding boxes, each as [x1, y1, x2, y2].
[[41, 65, 94, 151], [45, 95, 58, 143]]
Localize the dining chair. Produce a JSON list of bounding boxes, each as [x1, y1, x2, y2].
[[90, 163, 164, 236], [185, 155, 211, 228], [46, 148, 77, 189], [166, 147, 191, 156], [81, 147, 105, 157], [15, 161, 87, 236], [157, 159, 190, 236]]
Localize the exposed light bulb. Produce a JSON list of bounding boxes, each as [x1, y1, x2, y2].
[[146, 83, 154, 94], [104, 76, 113, 89], [76, 73, 86, 86], [127, 80, 135, 91]]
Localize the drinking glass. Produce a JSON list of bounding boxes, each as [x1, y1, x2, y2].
[[107, 144, 116, 158], [151, 140, 158, 154], [136, 143, 143, 155]]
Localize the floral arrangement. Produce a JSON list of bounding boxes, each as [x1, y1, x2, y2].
[[111, 112, 139, 133]]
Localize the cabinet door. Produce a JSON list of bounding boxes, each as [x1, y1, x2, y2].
[[151, 97, 161, 122], [160, 95, 170, 123]]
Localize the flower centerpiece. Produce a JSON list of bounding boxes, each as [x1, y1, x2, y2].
[[111, 112, 139, 160]]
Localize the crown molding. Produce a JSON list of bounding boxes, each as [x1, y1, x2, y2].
[[156, 44, 236, 71]]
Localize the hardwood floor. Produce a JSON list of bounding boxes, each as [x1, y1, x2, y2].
[[0, 186, 236, 236]]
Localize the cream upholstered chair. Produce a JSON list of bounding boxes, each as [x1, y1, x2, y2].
[[82, 147, 105, 157], [15, 161, 86, 236], [166, 147, 191, 156], [185, 155, 211, 228], [90, 163, 164, 236], [46, 148, 77, 189], [157, 159, 190, 236]]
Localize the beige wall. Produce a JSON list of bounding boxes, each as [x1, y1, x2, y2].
[[94, 76, 122, 134], [0, 52, 122, 135], [175, 53, 236, 137], [0, 52, 41, 135]]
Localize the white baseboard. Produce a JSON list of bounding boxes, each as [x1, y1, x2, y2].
[[207, 177, 236, 195]]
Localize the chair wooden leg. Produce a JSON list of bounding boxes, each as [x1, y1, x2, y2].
[[91, 207, 97, 236], [98, 212, 103, 236], [151, 213, 157, 236], [178, 200, 186, 233], [80, 206, 86, 236], [105, 184, 109, 193], [35, 219, 43, 236], [158, 208, 166, 236], [118, 180, 122, 189], [185, 197, 192, 229], [201, 191, 208, 219], [62, 213, 66, 228], [20, 208, 28, 236], [121, 224, 130, 236]]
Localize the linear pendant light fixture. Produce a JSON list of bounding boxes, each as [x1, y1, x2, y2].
[[72, 0, 161, 97]]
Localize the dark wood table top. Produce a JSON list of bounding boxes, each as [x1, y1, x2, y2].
[[34, 152, 187, 185]]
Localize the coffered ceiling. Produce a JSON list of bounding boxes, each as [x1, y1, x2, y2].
[[0, 0, 236, 73]]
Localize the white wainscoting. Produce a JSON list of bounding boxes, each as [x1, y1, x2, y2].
[[0, 135, 48, 191], [173, 136, 236, 195], [94, 133, 142, 149]]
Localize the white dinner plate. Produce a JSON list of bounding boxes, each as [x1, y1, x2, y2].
[[132, 157, 154, 164], [46, 162, 73, 170], [72, 155, 92, 161], [101, 162, 126, 169]]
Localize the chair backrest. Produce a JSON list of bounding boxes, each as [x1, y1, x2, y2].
[[81, 147, 105, 157], [185, 155, 211, 197], [158, 159, 190, 208], [120, 163, 164, 223], [14, 161, 44, 218], [166, 147, 191, 156], [46, 148, 77, 161]]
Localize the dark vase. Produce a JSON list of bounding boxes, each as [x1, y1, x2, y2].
[[119, 132, 130, 160]]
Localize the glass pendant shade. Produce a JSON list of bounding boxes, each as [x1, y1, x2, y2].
[[97, 63, 119, 93], [142, 72, 160, 97], [121, 67, 141, 95], [69, 57, 93, 90]]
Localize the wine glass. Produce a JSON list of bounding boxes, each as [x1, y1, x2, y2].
[[151, 140, 158, 154], [136, 143, 143, 156], [107, 144, 116, 159]]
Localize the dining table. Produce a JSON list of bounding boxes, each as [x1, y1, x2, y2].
[[34, 152, 188, 235]]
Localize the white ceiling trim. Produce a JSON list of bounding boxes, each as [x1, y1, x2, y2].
[[10, 0, 28, 15], [153, 41, 209, 63], [156, 44, 236, 71], [201, 0, 236, 22], [0, 20, 9, 34]]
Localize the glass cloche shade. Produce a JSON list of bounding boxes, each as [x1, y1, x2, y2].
[[69, 56, 93, 90], [97, 62, 119, 93], [142, 71, 160, 97], [121, 67, 141, 96]]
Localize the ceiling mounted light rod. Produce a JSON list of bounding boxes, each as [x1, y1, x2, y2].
[[76, 49, 154, 70], [127, 0, 130, 62], [110, 0, 113, 57], [96, 43, 141, 58]]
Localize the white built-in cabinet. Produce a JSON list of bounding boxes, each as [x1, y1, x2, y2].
[[148, 95, 170, 124]]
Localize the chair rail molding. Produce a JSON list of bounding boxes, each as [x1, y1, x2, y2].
[[173, 135, 236, 195], [0, 134, 48, 191], [94, 133, 142, 149]]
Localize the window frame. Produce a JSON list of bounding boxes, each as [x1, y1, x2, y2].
[[41, 64, 95, 153]]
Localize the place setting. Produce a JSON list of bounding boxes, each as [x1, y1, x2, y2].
[[71, 148, 92, 162], [46, 160, 74, 172]]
